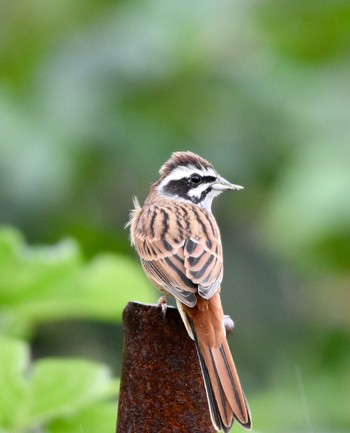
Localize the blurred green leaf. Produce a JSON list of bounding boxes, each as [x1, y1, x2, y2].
[[0, 337, 29, 429], [23, 359, 114, 428], [78, 254, 155, 319], [48, 402, 117, 433], [0, 227, 154, 337], [0, 336, 117, 433], [0, 227, 82, 303]]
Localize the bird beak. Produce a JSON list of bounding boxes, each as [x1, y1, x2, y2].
[[212, 176, 244, 191]]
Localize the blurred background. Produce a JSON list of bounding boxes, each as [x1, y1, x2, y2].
[[1, 0, 350, 432]]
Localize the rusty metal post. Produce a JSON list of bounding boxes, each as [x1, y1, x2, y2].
[[117, 301, 216, 433]]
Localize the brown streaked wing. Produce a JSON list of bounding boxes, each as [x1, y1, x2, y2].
[[133, 202, 223, 302], [183, 206, 223, 299], [141, 255, 197, 307], [133, 204, 185, 260], [133, 204, 197, 305]]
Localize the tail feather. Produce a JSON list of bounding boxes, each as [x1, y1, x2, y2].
[[216, 343, 248, 422], [196, 344, 229, 431], [191, 323, 252, 432]]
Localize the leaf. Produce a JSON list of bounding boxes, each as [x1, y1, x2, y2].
[[0, 227, 154, 337], [21, 359, 114, 429], [0, 337, 30, 430], [0, 227, 82, 303], [48, 402, 117, 433], [76, 254, 155, 319], [0, 337, 118, 432]]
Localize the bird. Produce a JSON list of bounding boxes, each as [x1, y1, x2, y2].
[[127, 151, 251, 432]]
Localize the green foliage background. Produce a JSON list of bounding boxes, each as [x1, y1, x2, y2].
[[1, 0, 350, 432]]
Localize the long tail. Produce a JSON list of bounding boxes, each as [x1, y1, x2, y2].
[[181, 294, 251, 432], [192, 327, 251, 432]]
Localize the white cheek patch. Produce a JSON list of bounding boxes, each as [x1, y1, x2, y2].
[[188, 182, 210, 197], [201, 189, 222, 211]]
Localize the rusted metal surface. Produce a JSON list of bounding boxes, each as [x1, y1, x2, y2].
[[116, 301, 216, 433]]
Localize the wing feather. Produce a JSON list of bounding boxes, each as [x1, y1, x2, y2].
[[183, 206, 223, 298], [131, 202, 223, 302]]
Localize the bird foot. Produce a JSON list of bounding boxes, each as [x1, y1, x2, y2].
[[224, 315, 235, 337], [157, 295, 168, 317]]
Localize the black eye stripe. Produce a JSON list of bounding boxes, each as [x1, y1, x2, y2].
[[162, 175, 217, 201], [191, 175, 216, 186]]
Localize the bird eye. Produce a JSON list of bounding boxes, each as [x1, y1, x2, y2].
[[189, 174, 202, 185]]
